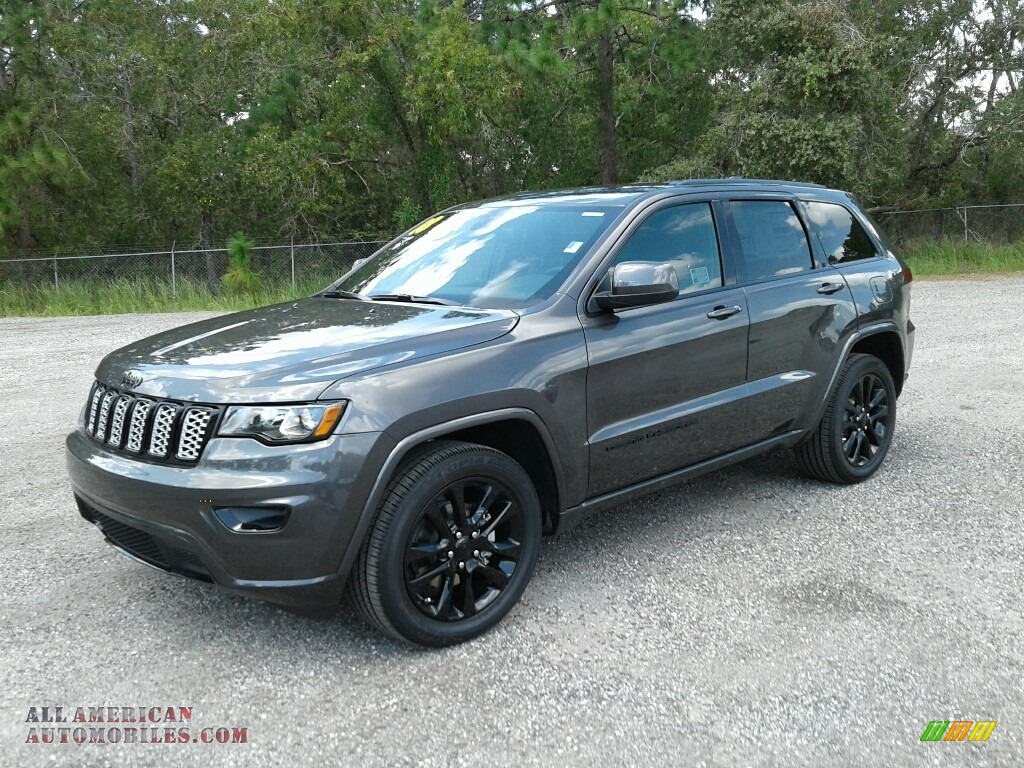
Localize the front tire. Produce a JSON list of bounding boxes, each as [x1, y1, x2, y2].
[[795, 353, 897, 484], [348, 441, 542, 646]]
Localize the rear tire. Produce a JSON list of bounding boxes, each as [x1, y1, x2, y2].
[[795, 353, 897, 484], [348, 440, 542, 647]]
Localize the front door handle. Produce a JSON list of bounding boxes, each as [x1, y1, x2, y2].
[[817, 281, 846, 295], [707, 305, 743, 320]]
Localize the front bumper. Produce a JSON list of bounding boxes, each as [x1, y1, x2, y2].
[[66, 428, 394, 606]]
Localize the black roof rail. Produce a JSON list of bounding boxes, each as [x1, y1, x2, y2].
[[664, 178, 827, 189]]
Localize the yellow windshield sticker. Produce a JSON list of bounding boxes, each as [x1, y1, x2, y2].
[[411, 215, 445, 235]]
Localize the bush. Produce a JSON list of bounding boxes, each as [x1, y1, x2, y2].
[[221, 232, 259, 293]]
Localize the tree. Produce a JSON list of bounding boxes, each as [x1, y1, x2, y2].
[[2, 0, 1021, 259], [645, 0, 906, 202], [492, 0, 707, 185], [0, 0, 71, 254]]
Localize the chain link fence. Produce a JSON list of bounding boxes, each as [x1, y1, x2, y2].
[[874, 203, 1024, 248], [0, 241, 386, 294], [1, 203, 1022, 294]]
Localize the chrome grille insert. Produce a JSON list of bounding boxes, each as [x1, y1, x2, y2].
[[96, 391, 116, 441], [177, 409, 215, 461], [81, 383, 218, 464], [148, 403, 179, 458], [125, 399, 153, 453], [107, 396, 131, 446], [86, 386, 103, 434]]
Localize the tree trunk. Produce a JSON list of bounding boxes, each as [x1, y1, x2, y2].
[[596, 30, 618, 185], [201, 212, 219, 294], [365, 33, 433, 213], [17, 205, 33, 251], [985, 68, 999, 113], [118, 67, 142, 194]]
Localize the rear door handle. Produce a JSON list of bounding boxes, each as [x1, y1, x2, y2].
[[707, 305, 743, 320], [817, 281, 846, 295]]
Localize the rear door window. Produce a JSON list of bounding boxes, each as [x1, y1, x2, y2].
[[803, 201, 879, 264], [727, 201, 813, 282]]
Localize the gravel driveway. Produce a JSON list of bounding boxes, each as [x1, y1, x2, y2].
[[1, 278, 1022, 767]]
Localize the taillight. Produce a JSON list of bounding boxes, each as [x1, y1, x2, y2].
[[901, 265, 913, 284]]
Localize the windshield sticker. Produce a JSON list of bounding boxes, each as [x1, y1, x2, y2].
[[581, 211, 605, 217], [690, 266, 711, 285], [410, 215, 445, 235], [564, 241, 584, 254]]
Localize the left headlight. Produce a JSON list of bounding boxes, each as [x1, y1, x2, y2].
[[218, 402, 346, 444]]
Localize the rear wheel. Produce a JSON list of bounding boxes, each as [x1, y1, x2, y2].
[[348, 440, 541, 646], [795, 353, 897, 484]]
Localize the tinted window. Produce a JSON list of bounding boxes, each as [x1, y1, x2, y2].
[[612, 203, 722, 294], [337, 204, 617, 309], [804, 201, 879, 264], [728, 201, 812, 282]]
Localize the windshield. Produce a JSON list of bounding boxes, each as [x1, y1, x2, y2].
[[335, 204, 619, 309]]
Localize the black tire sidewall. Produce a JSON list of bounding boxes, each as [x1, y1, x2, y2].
[[375, 448, 542, 646], [828, 355, 897, 482]]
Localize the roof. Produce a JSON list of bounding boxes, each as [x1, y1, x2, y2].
[[474, 178, 839, 209]]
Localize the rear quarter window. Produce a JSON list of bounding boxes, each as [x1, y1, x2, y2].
[[803, 201, 879, 264]]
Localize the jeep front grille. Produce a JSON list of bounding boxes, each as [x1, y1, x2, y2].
[[84, 382, 220, 464]]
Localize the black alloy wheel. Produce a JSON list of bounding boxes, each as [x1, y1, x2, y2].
[[349, 441, 541, 646], [841, 372, 890, 468], [404, 476, 525, 621], [794, 353, 897, 484]]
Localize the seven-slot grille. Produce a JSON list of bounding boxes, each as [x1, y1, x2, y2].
[[84, 382, 220, 463]]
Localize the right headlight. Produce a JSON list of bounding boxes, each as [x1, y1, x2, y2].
[[218, 402, 346, 444]]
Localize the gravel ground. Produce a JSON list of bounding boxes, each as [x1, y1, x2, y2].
[[1, 278, 1022, 768]]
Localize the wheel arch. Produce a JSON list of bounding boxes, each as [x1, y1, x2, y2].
[[849, 329, 906, 396], [440, 420, 561, 535], [336, 409, 565, 585]]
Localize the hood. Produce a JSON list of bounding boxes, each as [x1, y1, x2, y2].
[[95, 298, 520, 403]]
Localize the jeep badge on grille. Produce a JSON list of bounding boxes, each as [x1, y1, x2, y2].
[[120, 370, 144, 389]]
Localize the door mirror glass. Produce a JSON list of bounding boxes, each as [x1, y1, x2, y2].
[[594, 261, 679, 311]]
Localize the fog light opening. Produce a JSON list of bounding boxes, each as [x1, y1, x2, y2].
[[214, 507, 290, 533]]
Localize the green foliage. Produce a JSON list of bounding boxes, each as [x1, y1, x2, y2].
[[0, 0, 1021, 259], [0, 0, 74, 254], [653, 0, 905, 202], [491, 0, 707, 184], [393, 199, 423, 231], [901, 239, 1024, 276], [977, 94, 1024, 203], [221, 231, 258, 293], [0, 276, 327, 316]]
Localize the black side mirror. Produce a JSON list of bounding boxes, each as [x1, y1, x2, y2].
[[594, 261, 679, 311]]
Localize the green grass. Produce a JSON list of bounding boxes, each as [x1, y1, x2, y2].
[[0, 276, 333, 317], [903, 240, 1024, 276], [2, 242, 1023, 316]]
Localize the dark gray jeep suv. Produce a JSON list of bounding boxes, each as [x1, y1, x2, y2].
[[66, 180, 914, 646]]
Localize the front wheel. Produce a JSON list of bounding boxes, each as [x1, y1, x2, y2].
[[795, 353, 897, 484], [348, 441, 542, 646]]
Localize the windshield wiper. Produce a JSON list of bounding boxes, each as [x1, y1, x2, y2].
[[366, 293, 461, 307], [320, 289, 366, 300]]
